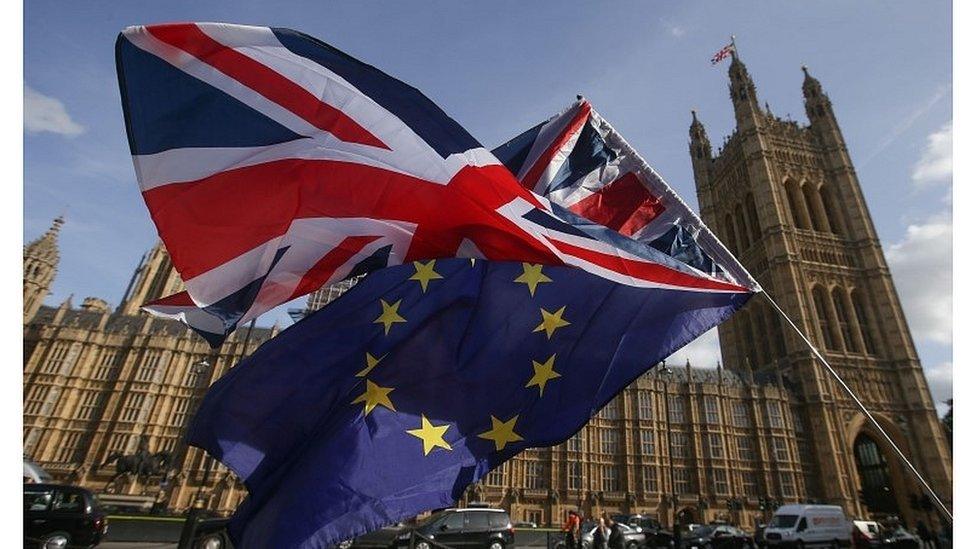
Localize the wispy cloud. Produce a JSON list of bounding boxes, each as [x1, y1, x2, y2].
[[912, 122, 952, 186], [858, 85, 947, 168], [24, 85, 84, 137], [660, 18, 685, 38]]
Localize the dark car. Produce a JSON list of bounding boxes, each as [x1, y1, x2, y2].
[[391, 507, 514, 549], [580, 521, 647, 549], [679, 524, 754, 549], [621, 515, 674, 548], [878, 527, 920, 548], [24, 484, 108, 549]]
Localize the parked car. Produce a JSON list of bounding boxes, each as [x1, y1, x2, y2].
[[23, 458, 53, 484], [763, 504, 850, 548], [853, 520, 882, 548], [513, 521, 538, 528], [878, 526, 920, 548], [193, 517, 235, 549], [24, 484, 108, 549], [580, 521, 647, 549], [678, 524, 754, 549], [619, 515, 675, 548], [350, 524, 404, 547], [391, 507, 514, 549]]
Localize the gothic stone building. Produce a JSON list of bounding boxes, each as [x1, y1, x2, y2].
[[24, 54, 950, 528], [23, 234, 274, 513], [687, 53, 951, 522]]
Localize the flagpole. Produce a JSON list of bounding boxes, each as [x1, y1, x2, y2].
[[760, 290, 953, 522], [730, 34, 738, 56]]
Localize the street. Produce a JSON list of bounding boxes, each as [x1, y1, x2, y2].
[[100, 544, 177, 549]]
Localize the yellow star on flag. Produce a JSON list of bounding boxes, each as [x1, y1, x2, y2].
[[351, 380, 396, 416], [477, 415, 523, 451], [355, 352, 386, 377], [533, 306, 570, 339], [513, 263, 552, 296], [374, 299, 407, 335], [409, 260, 443, 292], [406, 414, 453, 455], [526, 353, 561, 396]]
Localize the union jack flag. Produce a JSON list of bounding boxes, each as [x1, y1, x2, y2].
[[711, 42, 735, 65], [116, 23, 754, 345], [492, 98, 754, 286]]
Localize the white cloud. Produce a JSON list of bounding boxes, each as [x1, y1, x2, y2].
[[924, 361, 952, 413], [668, 327, 721, 368], [25, 85, 84, 137], [885, 213, 952, 345], [659, 18, 685, 38], [912, 122, 952, 186]]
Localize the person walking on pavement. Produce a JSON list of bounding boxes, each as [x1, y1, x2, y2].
[[562, 510, 581, 549], [916, 520, 933, 549], [605, 514, 625, 549], [593, 517, 610, 549]]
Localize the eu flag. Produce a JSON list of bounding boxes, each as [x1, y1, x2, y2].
[[188, 259, 750, 548]]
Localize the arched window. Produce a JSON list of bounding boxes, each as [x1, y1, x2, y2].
[[851, 290, 878, 355], [724, 214, 739, 255], [765, 303, 788, 359], [735, 204, 751, 249], [819, 186, 844, 236], [745, 193, 762, 242], [854, 434, 899, 514], [742, 311, 762, 368], [812, 286, 838, 351], [832, 287, 858, 352], [784, 180, 811, 230], [803, 183, 829, 233], [752, 306, 771, 367]]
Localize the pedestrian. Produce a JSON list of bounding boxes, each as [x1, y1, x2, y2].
[[593, 517, 610, 549], [605, 514, 625, 549], [562, 510, 581, 549], [916, 520, 932, 549]]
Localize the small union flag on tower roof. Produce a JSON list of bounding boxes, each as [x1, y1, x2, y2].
[[711, 41, 735, 65]]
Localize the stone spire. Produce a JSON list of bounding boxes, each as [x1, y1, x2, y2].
[[689, 110, 711, 155], [24, 216, 64, 323], [689, 110, 712, 191], [801, 65, 824, 100], [117, 240, 185, 316], [25, 216, 63, 264], [727, 51, 762, 130]]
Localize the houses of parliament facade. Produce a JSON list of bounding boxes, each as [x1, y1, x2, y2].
[[23, 54, 950, 529]]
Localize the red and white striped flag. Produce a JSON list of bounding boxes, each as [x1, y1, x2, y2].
[[711, 42, 735, 65]]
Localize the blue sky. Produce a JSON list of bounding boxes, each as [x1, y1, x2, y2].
[[24, 1, 952, 407]]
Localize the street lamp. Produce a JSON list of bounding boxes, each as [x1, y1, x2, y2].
[[176, 356, 218, 549], [657, 361, 676, 528]]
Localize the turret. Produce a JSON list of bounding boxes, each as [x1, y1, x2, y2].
[[117, 241, 185, 316], [727, 52, 762, 130], [24, 216, 64, 323], [688, 110, 712, 187], [802, 66, 844, 146]]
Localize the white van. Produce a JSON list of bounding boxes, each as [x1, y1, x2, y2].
[[764, 504, 851, 547]]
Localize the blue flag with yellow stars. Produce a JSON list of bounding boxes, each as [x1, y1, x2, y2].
[[187, 259, 750, 548]]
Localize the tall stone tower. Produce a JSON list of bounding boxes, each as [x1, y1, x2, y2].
[[117, 240, 185, 315], [690, 53, 951, 522], [24, 216, 63, 323]]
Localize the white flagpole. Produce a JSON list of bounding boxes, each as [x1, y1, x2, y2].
[[761, 290, 953, 522]]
